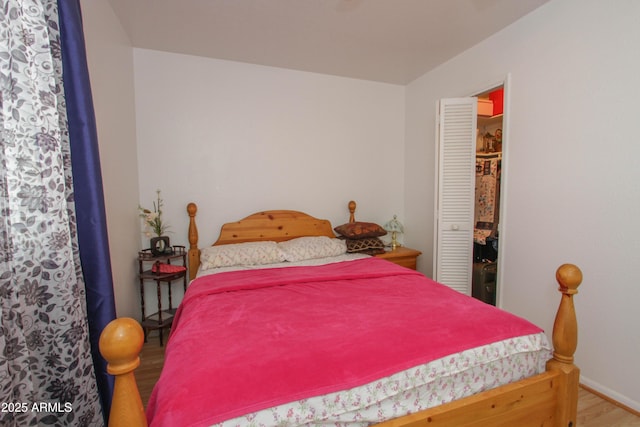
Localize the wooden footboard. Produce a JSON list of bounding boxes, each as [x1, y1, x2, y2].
[[99, 264, 581, 427]]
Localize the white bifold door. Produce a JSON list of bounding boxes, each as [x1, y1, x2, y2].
[[433, 97, 477, 294]]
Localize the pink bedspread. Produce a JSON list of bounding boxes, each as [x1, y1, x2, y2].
[[146, 258, 542, 426]]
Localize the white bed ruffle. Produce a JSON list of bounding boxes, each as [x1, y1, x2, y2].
[[214, 332, 551, 427]]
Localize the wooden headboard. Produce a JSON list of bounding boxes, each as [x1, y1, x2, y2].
[[186, 201, 357, 280]]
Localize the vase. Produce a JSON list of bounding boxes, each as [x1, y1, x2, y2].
[[150, 236, 171, 256]]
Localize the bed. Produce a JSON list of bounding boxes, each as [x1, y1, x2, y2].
[[99, 201, 582, 427]]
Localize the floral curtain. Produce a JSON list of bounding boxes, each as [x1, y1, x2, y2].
[[0, 0, 103, 425]]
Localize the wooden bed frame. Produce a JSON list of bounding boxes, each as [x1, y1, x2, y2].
[[99, 201, 581, 427], [185, 202, 340, 281]]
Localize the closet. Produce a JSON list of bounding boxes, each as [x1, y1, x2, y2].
[[472, 88, 503, 305], [433, 85, 505, 302]]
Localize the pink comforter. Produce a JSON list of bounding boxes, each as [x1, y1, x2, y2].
[[146, 258, 542, 426]]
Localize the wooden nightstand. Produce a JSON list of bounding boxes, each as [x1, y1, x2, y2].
[[138, 246, 187, 346], [375, 247, 422, 270]]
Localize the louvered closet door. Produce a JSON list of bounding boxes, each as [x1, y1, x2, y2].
[[434, 98, 477, 294]]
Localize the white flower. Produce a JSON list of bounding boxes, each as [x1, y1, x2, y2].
[[138, 190, 170, 237]]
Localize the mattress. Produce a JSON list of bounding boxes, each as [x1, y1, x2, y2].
[[214, 333, 549, 426], [147, 257, 551, 427]]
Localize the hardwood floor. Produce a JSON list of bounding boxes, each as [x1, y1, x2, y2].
[[137, 331, 167, 408], [578, 386, 640, 427], [138, 330, 640, 426]]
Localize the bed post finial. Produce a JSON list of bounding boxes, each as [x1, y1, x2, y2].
[[552, 263, 582, 364], [99, 318, 147, 427], [547, 263, 582, 427], [348, 200, 356, 223], [187, 202, 200, 281]]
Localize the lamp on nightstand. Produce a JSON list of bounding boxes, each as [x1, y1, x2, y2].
[[383, 215, 404, 250]]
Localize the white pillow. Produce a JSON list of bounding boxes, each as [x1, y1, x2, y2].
[[199, 241, 285, 270], [278, 236, 346, 262]]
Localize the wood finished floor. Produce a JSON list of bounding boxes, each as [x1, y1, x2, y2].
[[138, 330, 640, 426]]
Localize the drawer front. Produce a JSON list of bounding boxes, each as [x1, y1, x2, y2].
[[388, 257, 417, 270]]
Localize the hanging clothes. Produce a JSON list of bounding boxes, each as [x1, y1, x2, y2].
[[474, 153, 501, 245]]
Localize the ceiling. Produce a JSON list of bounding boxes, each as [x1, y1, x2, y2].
[[106, 0, 549, 85]]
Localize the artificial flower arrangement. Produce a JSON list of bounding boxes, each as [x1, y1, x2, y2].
[[138, 189, 170, 237], [139, 190, 173, 255]]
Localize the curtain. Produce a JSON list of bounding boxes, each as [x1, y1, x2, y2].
[[58, 0, 116, 420], [0, 0, 107, 425]]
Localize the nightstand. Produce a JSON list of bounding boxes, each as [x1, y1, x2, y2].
[[375, 246, 422, 270], [138, 246, 187, 346]]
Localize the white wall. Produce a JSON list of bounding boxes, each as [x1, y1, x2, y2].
[[133, 49, 406, 311], [81, 0, 141, 319], [405, 0, 640, 411]]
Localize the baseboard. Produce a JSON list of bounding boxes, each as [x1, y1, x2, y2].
[[580, 377, 640, 416]]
